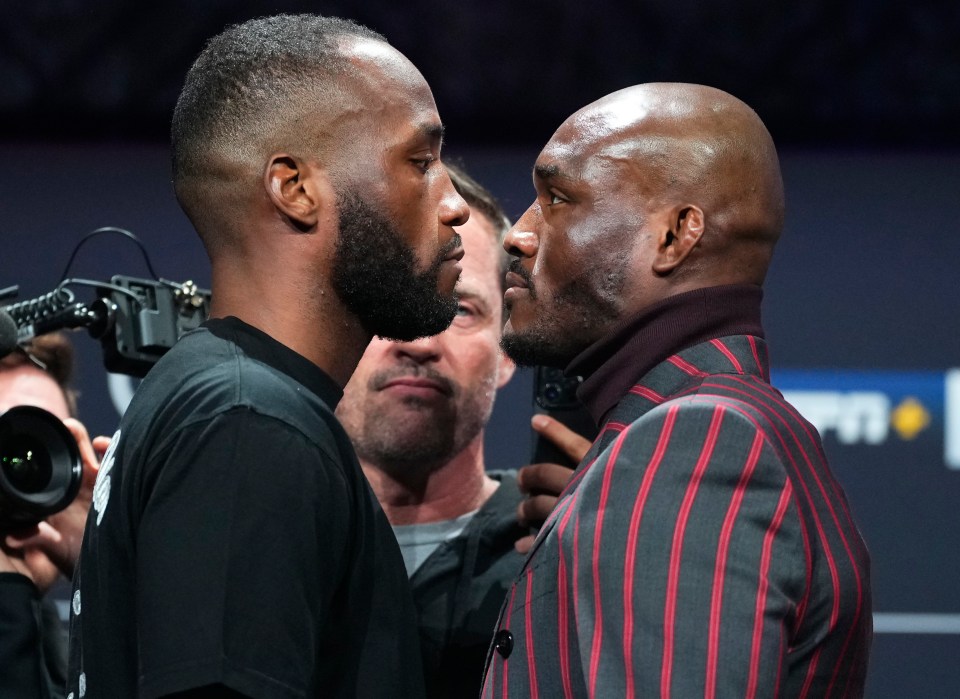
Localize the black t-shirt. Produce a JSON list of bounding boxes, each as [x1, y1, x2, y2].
[[66, 317, 424, 699]]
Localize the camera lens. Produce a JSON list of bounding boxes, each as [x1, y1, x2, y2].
[[1, 433, 53, 494], [544, 384, 562, 403], [0, 406, 82, 525]]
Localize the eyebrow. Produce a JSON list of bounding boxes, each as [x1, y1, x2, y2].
[[419, 122, 446, 147], [534, 163, 561, 181]]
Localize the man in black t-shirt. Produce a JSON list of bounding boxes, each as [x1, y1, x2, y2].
[[66, 14, 469, 699]]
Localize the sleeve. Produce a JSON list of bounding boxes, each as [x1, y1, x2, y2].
[[133, 408, 353, 699], [0, 573, 66, 699], [579, 398, 806, 698]]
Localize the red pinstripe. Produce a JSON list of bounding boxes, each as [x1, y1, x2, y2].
[[557, 486, 580, 698], [747, 481, 794, 699], [525, 570, 539, 699], [622, 405, 680, 697], [572, 509, 582, 655], [799, 647, 823, 698], [667, 354, 707, 376], [746, 336, 765, 378], [720, 377, 867, 691], [630, 384, 667, 403], [702, 378, 853, 641], [662, 405, 726, 697], [501, 584, 518, 698], [588, 428, 631, 697], [669, 385, 816, 638], [710, 338, 744, 373], [705, 430, 765, 699], [558, 421, 626, 500]]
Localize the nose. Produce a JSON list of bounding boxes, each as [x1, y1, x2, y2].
[[503, 203, 540, 259], [392, 333, 443, 364], [439, 170, 470, 228]]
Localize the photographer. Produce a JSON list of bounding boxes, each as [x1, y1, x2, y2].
[[0, 333, 104, 698]]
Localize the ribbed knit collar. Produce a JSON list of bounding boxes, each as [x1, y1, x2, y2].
[[568, 284, 765, 426]]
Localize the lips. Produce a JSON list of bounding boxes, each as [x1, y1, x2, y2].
[[381, 376, 452, 396], [505, 270, 528, 290], [444, 245, 465, 263]]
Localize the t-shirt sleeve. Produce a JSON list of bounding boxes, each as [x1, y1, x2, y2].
[[133, 408, 353, 699]]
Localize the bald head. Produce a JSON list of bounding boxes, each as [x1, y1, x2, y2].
[[500, 83, 786, 367], [550, 82, 784, 286]]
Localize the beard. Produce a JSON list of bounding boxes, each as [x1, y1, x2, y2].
[[331, 191, 460, 341], [501, 258, 625, 368], [342, 362, 496, 483]]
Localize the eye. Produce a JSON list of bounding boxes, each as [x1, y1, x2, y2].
[[548, 190, 567, 205], [452, 301, 483, 329], [412, 155, 436, 173]]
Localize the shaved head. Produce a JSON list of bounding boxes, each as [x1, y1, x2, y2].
[[170, 15, 388, 254], [555, 83, 785, 285], [501, 82, 786, 366]]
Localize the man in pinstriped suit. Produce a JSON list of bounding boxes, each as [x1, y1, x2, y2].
[[482, 83, 872, 697]]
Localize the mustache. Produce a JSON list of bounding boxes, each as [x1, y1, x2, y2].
[[440, 232, 463, 258], [369, 363, 456, 396], [508, 258, 535, 296]]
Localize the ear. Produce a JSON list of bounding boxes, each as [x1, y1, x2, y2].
[[495, 349, 516, 389], [651, 205, 705, 275], [264, 153, 327, 232]]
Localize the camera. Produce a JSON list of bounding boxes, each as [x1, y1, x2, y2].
[[531, 366, 597, 468], [0, 406, 82, 526]]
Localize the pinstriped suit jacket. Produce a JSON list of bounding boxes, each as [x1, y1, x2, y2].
[[481, 335, 871, 698]]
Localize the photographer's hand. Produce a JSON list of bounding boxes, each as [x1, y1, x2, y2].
[[514, 415, 591, 554], [3, 418, 105, 590]]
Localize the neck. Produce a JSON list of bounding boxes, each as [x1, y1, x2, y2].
[[570, 283, 765, 425], [361, 435, 499, 525], [208, 260, 371, 387]]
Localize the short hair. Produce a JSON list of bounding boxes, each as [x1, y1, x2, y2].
[[171, 14, 386, 182], [445, 161, 511, 289], [0, 332, 78, 417]]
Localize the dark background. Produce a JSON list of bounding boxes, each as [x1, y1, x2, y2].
[[2, 2, 959, 695], [2, 1, 958, 148]]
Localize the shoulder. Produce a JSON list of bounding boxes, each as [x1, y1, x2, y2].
[[598, 393, 790, 486], [628, 391, 770, 441], [122, 336, 348, 471]]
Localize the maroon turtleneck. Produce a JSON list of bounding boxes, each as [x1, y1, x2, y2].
[[567, 284, 765, 426]]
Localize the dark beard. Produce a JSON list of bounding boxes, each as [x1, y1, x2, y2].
[[500, 297, 593, 368], [332, 191, 460, 341], [501, 260, 625, 368]]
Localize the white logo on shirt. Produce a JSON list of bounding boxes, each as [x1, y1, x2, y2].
[[72, 589, 81, 616], [93, 430, 121, 526]]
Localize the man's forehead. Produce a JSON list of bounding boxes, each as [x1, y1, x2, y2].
[[339, 36, 433, 97], [537, 125, 641, 181]]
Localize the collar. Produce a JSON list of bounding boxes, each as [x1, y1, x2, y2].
[[568, 284, 765, 425], [203, 316, 343, 410]]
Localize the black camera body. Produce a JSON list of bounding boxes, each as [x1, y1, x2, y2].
[[96, 275, 211, 377], [0, 406, 82, 526], [531, 366, 597, 468]]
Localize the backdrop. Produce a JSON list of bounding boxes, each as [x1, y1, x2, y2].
[[2, 1, 959, 695]]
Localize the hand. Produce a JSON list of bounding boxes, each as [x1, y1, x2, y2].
[[514, 414, 591, 554], [3, 418, 106, 592], [0, 541, 35, 580]]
